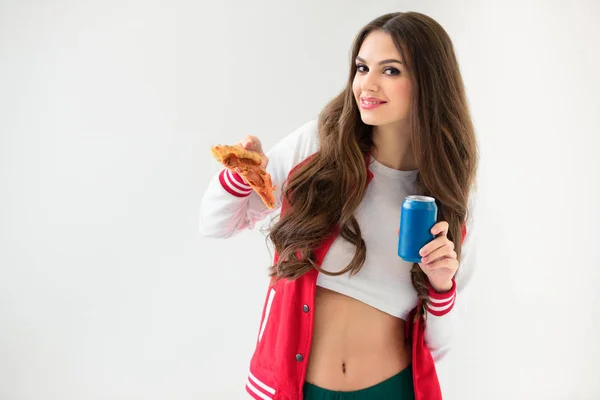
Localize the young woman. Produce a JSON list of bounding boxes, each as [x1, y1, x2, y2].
[[200, 11, 478, 400]]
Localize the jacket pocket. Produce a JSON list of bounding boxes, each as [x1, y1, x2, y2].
[[258, 288, 276, 343]]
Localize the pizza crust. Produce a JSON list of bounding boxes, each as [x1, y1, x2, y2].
[[210, 144, 262, 166], [210, 144, 276, 209]]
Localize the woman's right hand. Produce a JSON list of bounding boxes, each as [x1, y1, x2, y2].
[[235, 135, 269, 184]]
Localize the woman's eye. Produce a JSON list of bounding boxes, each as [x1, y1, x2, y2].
[[356, 64, 400, 76], [384, 67, 400, 76], [356, 64, 368, 73]]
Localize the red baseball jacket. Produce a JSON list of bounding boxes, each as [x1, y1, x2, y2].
[[243, 153, 467, 400]]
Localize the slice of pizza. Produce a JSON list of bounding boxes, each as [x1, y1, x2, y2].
[[210, 144, 276, 209]]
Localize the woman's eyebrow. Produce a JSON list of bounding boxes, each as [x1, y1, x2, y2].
[[356, 56, 404, 65]]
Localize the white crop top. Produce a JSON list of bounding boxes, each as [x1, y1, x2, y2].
[[317, 157, 420, 320]]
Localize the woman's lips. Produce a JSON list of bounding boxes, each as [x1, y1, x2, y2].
[[360, 97, 387, 110]]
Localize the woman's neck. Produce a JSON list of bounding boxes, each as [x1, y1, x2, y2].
[[370, 123, 418, 171]]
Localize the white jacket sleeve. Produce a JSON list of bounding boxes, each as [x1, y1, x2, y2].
[[198, 120, 320, 238], [423, 190, 478, 361]]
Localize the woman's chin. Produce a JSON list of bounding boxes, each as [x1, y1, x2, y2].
[[359, 112, 405, 128], [359, 113, 387, 126]]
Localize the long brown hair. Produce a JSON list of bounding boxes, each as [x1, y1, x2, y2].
[[267, 12, 478, 316]]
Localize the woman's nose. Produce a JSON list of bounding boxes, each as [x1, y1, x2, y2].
[[361, 72, 379, 92]]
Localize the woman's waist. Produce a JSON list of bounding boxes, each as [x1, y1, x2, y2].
[[305, 348, 411, 389], [311, 286, 408, 344], [305, 287, 411, 391]]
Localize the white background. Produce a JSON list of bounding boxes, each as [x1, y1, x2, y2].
[[2, 0, 599, 399]]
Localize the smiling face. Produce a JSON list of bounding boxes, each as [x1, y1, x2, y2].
[[352, 30, 413, 129]]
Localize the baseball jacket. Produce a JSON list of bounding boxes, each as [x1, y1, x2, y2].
[[199, 120, 477, 400]]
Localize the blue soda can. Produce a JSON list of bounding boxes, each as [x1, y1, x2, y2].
[[397, 195, 438, 263]]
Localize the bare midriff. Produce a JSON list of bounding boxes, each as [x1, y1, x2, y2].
[[305, 286, 411, 391]]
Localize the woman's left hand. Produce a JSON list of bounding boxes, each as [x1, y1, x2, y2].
[[418, 221, 458, 293]]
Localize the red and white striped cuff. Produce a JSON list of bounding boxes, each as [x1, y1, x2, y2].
[[426, 279, 456, 316], [218, 168, 253, 197], [245, 371, 276, 399]]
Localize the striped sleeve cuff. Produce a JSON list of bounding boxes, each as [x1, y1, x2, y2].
[[426, 279, 456, 316], [218, 168, 253, 197]]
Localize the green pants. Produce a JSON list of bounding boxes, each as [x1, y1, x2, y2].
[[302, 366, 415, 400]]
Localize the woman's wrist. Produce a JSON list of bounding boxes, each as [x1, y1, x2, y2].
[[425, 278, 456, 316], [219, 168, 252, 197], [430, 280, 453, 293]]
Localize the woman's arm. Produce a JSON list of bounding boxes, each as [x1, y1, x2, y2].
[[198, 120, 320, 238], [423, 191, 478, 361]]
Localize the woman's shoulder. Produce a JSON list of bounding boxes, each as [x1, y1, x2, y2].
[[280, 119, 319, 151], [267, 119, 320, 164]]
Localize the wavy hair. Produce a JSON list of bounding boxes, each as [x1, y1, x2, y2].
[[267, 12, 478, 317]]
